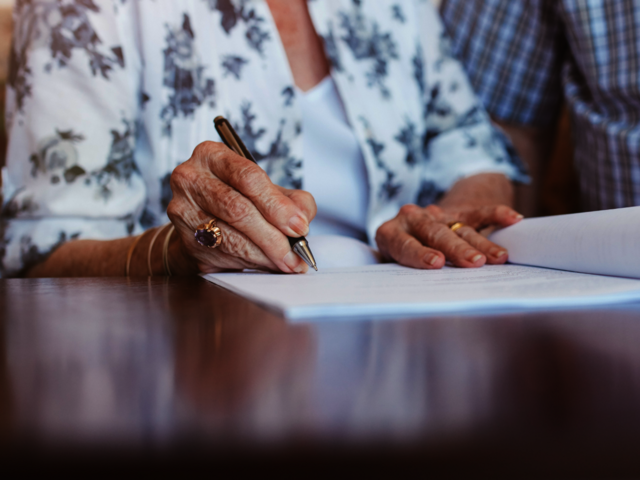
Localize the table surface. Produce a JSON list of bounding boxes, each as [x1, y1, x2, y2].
[[2, 276, 640, 475]]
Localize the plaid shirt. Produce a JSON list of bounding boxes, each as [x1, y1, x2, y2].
[[441, 0, 640, 211]]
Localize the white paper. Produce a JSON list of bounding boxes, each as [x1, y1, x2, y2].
[[204, 263, 640, 320], [490, 206, 640, 278]]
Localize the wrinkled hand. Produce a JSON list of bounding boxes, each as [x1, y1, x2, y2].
[[167, 141, 317, 274], [376, 204, 523, 269]]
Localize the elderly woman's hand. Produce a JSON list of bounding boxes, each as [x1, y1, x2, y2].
[[167, 141, 317, 274], [375, 203, 523, 269]]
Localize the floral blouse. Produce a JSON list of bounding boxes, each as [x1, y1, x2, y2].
[[1, 0, 527, 277]]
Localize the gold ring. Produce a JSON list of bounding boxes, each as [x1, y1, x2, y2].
[[449, 222, 465, 233], [195, 218, 223, 249]]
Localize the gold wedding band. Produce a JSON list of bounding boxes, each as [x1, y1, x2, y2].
[[449, 222, 465, 233]]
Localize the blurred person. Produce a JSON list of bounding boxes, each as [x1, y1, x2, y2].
[[1, 0, 527, 278], [441, 0, 640, 213]]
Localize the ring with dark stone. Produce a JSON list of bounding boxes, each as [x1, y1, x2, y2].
[[195, 219, 222, 249]]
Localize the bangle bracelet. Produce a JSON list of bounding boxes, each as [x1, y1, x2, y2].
[[125, 229, 153, 277], [162, 225, 175, 277], [147, 224, 172, 277]]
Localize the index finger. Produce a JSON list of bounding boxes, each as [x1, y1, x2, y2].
[[196, 142, 311, 238], [277, 186, 318, 224]]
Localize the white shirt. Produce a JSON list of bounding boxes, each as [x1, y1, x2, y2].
[[300, 77, 369, 241]]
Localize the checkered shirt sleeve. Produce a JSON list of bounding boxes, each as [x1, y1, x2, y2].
[[440, 0, 566, 127], [441, 0, 640, 212]]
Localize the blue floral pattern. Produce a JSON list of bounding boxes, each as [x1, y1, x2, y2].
[[9, 0, 125, 112], [160, 14, 216, 136], [2, 0, 527, 277], [204, 0, 271, 55], [338, 7, 399, 98], [26, 120, 138, 201]]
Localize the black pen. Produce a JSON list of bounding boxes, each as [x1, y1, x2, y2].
[[214, 116, 318, 272]]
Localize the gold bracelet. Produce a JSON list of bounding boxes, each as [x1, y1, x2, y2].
[[125, 229, 153, 277], [162, 225, 176, 277], [147, 224, 171, 277]]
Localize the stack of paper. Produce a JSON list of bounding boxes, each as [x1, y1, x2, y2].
[[204, 207, 640, 320], [489, 206, 640, 278]]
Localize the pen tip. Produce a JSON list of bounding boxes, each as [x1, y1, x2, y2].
[[292, 239, 318, 272]]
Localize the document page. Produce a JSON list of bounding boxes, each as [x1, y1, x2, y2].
[[204, 264, 640, 320], [490, 206, 640, 278]]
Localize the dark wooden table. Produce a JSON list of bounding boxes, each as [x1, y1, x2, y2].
[[2, 276, 640, 476]]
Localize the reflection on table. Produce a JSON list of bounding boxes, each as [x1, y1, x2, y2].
[[2, 277, 640, 473]]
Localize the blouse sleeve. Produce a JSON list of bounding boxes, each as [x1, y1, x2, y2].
[[415, 2, 529, 205], [1, 0, 143, 277]]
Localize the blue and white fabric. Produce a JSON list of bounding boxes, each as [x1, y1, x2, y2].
[[1, 0, 526, 276]]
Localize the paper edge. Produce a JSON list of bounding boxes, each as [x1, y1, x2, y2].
[[203, 272, 640, 322]]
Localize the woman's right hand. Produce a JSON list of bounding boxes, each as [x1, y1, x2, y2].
[[166, 141, 317, 275]]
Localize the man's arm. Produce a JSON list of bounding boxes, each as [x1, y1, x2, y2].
[[440, 0, 566, 216], [438, 172, 514, 209], [493, 120, 557, 217]]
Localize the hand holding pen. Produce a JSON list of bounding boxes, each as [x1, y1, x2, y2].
[[214, 116, 317, 271], [165, 122, 317, 274]]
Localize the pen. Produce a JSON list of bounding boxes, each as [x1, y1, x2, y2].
[[214, 116, 318, 272]]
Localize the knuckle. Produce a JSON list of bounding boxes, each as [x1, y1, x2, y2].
[[424, 204, 442, 216], [166, 199, 198, 228], [266, 195, 293, 217], [218, 192, 253, 224], [494, 205, 511, 217], [193, 141, 233, 170], [427, 223, 448, 244], [398, 237, 415, 258], [377, 220, 395, 238], [166, 201, 179, 221], [169, 164, 186, 190], [232, 162, 267, 193], [457, 225, 473, 239], [192, 140, 216, 159], [221, 231, 249, 258], [375, 222, 395, 249], [455, 242, 472, 257], [170, 163, 200, 193], [399, 204, 419, 217]]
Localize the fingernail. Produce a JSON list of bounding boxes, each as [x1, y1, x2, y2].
[[493, 249, 507, 258], [424, 254, 439, 266], [514, 214, 524, 220], [283, 251, 303, 273], [465, 250, 483, 263], [289, 215, 309, 236]]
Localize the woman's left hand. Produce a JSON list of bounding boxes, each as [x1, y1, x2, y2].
[[375, 203, 523, 269]]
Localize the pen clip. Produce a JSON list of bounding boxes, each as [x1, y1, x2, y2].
[[214, 116, 257, 163]]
